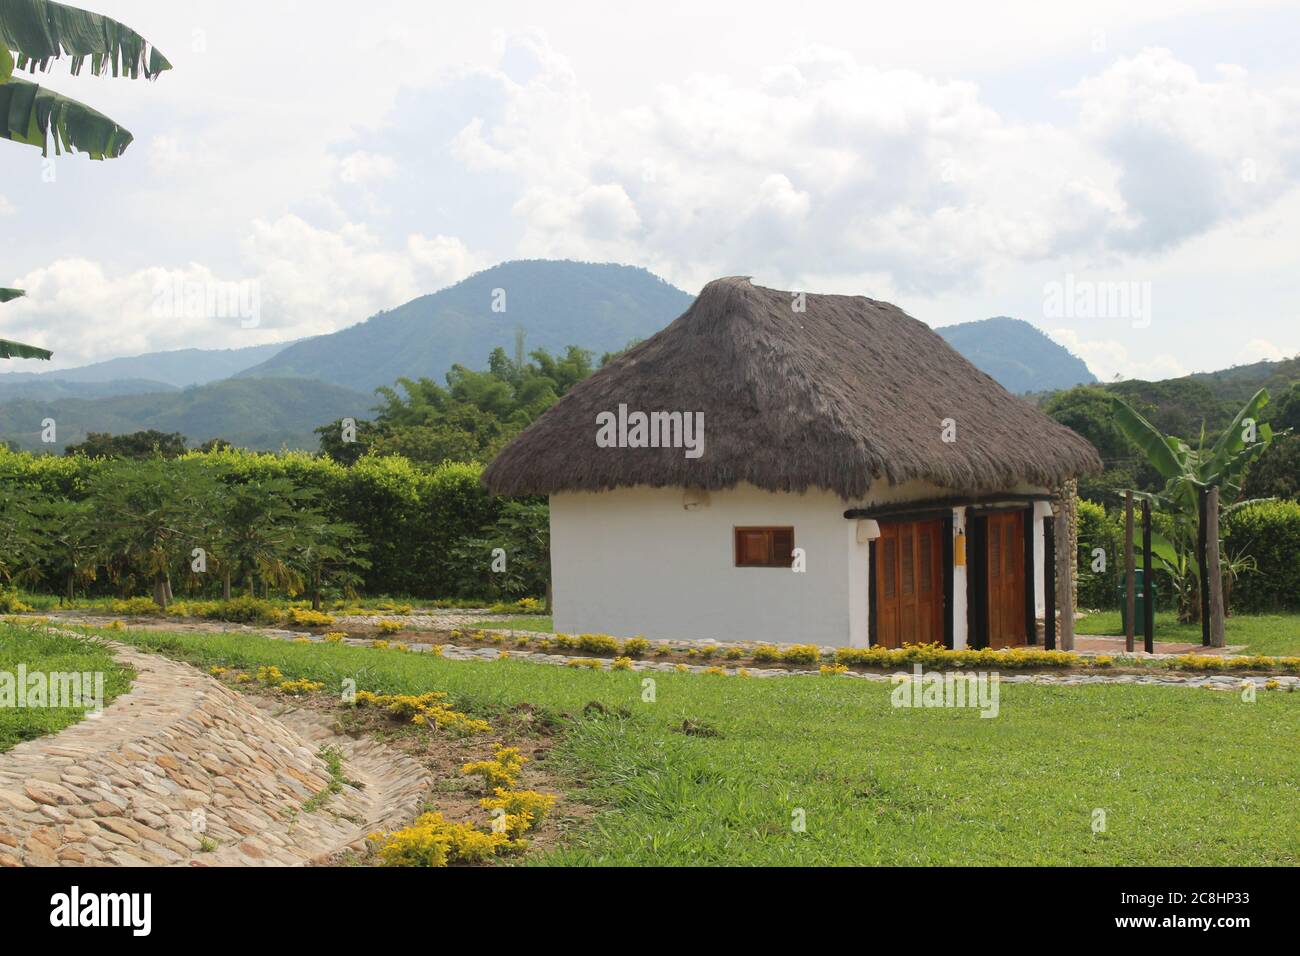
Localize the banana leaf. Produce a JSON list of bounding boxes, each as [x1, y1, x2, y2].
[[0, 337, 52, 359], [0, 72, 130, 157], [0, 287, 24, 302], [0, 0, 170, 78], [1202, 388, 1270, 484], [1112, 397, 1188, 480]]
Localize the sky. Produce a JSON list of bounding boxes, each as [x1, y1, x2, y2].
[[2, 0, 1299, 379]]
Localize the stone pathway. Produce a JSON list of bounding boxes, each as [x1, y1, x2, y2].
[[0, 634, 431, 867]]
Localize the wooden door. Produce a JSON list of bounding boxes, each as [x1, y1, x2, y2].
[[875, 519, 945, 648], [986, 511, 1026, 648]]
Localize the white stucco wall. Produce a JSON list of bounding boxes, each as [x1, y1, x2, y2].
[[549, 480, 1055, 647], [549, 485, 854, 644]]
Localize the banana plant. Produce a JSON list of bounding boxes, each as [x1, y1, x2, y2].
[[1114, 389, 1277, 621], [2, 2, 170, 359], [0, 288, 51, 359], [0, 0, 170, 159]]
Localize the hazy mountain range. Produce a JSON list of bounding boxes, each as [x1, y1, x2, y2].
[[0, 260, 1124, 452]]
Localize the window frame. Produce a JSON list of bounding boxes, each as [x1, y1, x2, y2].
[[733, 525, 796, 568]]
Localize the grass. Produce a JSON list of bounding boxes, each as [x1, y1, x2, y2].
[[1078, 610, 1300, 656], [0, 624, 135, 752], [79, 623, 1299, 866], [478, 616, 555, 633]]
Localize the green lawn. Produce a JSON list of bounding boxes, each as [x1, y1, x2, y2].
[[1077, 611, 1300, 656], [80, 623, 1299, 866], [0, 625, 134, 752]]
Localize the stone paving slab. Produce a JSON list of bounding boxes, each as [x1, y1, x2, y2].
[[0, 633, 432, 867]]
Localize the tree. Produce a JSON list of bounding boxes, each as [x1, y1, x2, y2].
[[1114, 389, 1276, 621], [65, 430, 189, 459], [294, 517, 370, 611], [87, 459, 215, 608], [209, 476, 318, 599], [2, 2, 170, 359], [0, 482, 43, 586], [329, 345, 597, 467], [449, 500, 549, 601], [30, 497, 97, 602]]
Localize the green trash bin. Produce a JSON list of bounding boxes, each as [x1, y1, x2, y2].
[[1118, 568, 1157, 631]]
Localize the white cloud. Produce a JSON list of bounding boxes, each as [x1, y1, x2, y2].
[[1048, 327, 1188, 382], [420, 39, 1300, 294], [1235, 337, 1299, 365], [3, 216, 484, 369], [338, 151, 398, 185]]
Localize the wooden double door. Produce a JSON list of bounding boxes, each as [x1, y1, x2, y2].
[[984, 510, 1027, 648], [875, 519, 945, 648]]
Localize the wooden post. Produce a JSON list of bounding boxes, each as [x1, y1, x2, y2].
[[1207, 486, 1226, 648], [1054, 505, 1074, 651], [1124, 492, 1135, 655], [1142, 499, 1154, 654], [1198, 487, 1211, 646], [1043, 517, 1056, 651]]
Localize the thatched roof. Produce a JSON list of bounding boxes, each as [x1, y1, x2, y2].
[[483, 277, 1101, 500]]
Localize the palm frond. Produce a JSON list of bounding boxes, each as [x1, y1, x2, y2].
[[0, 0, 170, 79], [0, 73, 130, 157]]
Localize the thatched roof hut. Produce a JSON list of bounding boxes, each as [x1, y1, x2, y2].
[[484, 277, 1100, 500]]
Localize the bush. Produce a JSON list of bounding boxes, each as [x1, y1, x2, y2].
[[284, 607, 335, 628], [0, 590, 33, 614], [109, 596, 162, 615], [1224, 500, 1300, 612], [1076, 499, 1123, 610]]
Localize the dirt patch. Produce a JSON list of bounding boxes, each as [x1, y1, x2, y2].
[[205, 672, 593, 864]]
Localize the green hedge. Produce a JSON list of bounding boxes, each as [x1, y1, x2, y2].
[[1224, 501, 1300, 612], [0, 448, 543, 600]]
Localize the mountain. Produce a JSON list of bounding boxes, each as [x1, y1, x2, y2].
[[238, 260, 696, 393], [935, 317, 1097, 394], [0, 377, 178, 402], [0, 378, 369, 452], [0, 341, 294, 389]]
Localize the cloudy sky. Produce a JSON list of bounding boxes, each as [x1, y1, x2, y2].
[[3, 0, 1299, 379]]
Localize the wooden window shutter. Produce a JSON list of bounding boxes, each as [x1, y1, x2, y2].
[[901, 534, 915, 596], [734, 527, 795, 568], [919, 531, 933, 593], [882, 537, 897, 597]]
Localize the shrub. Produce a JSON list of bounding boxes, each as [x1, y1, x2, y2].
[[109, 596, 161, 615], [751, 644, 781, 663], [209, 597, 281, 625], [479, 788, 557, 832], [620, 637, 650, 658], [285, 607, 335, 628], [377, 619, 403, 634], [461, 745, 527, 790], [369, 812, 510, 867], [1223, 500, 1300, 612], [576, 633, 619, 655], [781, 644, 821, 664], [0, 590, 33, 614]]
